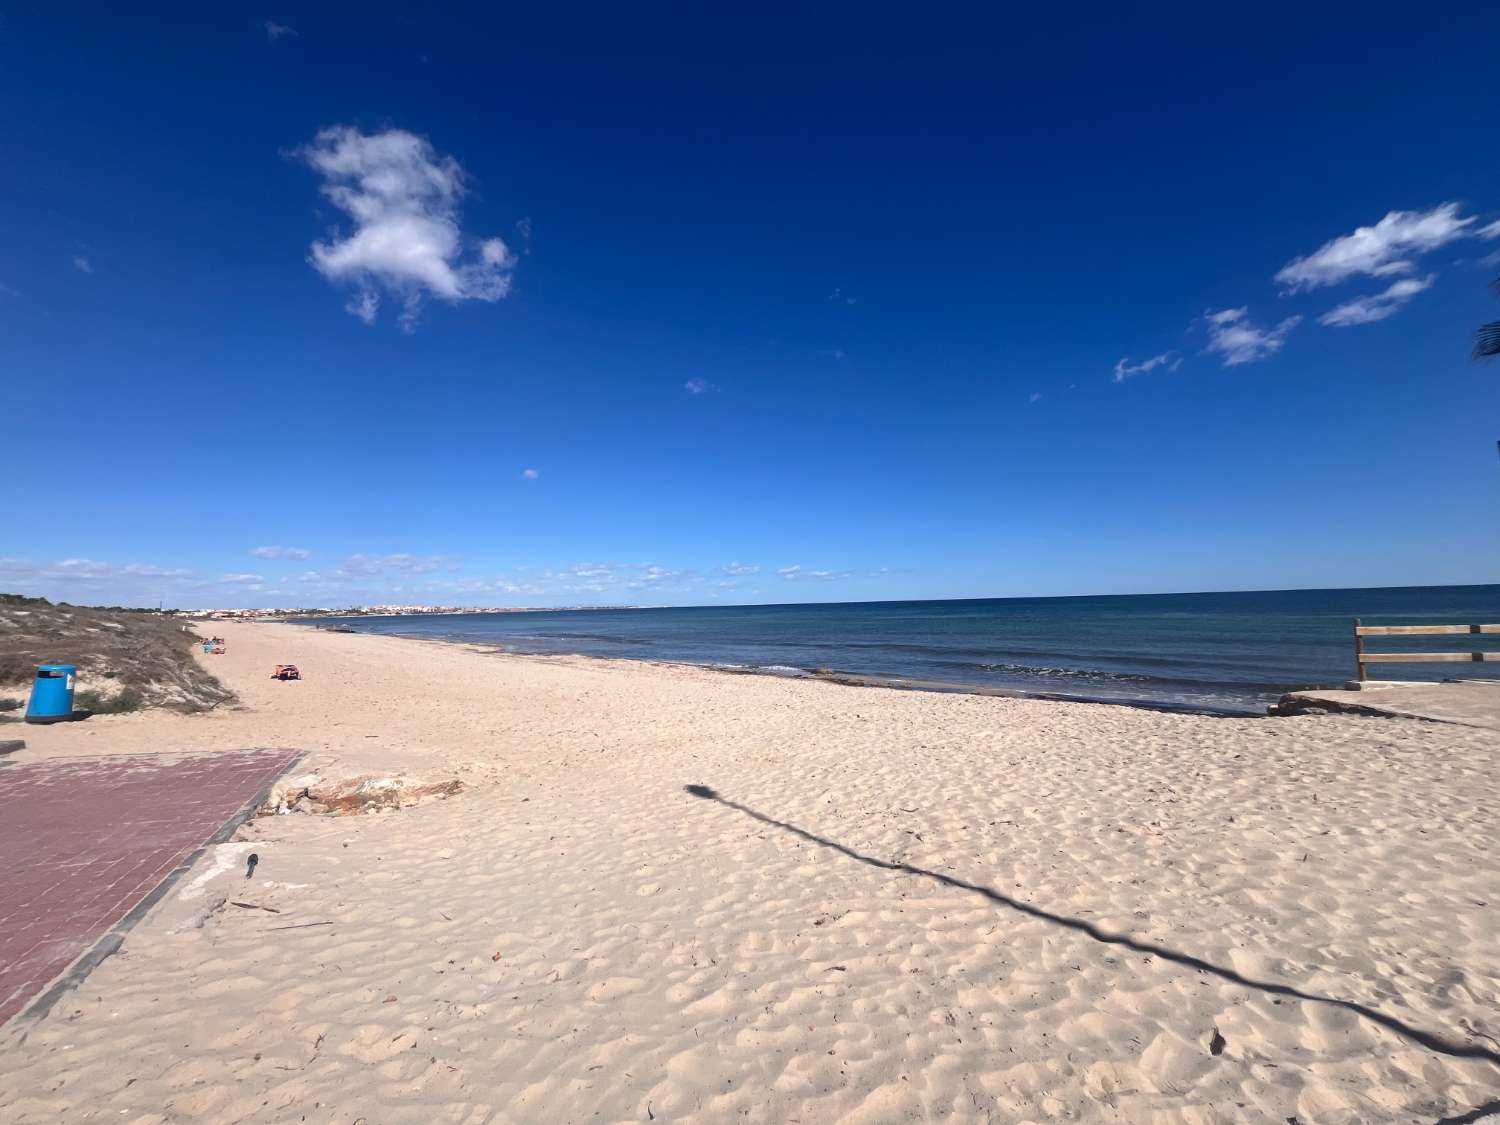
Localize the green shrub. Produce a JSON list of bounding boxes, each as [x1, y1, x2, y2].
[[75, 687, 145, 714]]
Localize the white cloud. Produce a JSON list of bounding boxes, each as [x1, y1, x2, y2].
[[34, 559, 193, 582], [1028, 392, 1042, 403], [521, 468, 540, 480], [628, 565, 675, 589], [221, 573, 265, 584], [777, 565, 801, 579], [72, 255, 93, 274], [1318, 275, 1435, 328], [808, 569, 850, 581], [1203, 307, 1301, 367], [1480, 219, 1500, 240], [346, 289, 378, 325], [1112, 352, 1177, 382], [566, 563, 613, 579], [120, 563, 194, 578], [0, 557, 205, 607], [251, 545, 312, 560], [50, 558, 118, 578], [721, 562, 759, 576], [265, 20, 297, 40], [337, 553, 453, 576], [298, 126, 517, 329], [684, 378, 709, 395], [1274, 203, 1474, 292]]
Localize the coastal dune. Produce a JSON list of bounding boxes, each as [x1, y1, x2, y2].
[[2, 623, 1497, 1123]]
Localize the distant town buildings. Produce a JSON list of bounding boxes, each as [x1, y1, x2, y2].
[[180, 605, 603, 620]]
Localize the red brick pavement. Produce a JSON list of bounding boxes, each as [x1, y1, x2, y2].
[[0, 748, 302, 1027]]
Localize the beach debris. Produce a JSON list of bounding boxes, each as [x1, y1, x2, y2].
[[245, 852, 259, 879], [266, 920, 334, 931], [383, 994, 398, 1003], [0, 739, 25, 755], [229, 901, 280, 913], [491, 951, 503, 961], [262, 771, 467, 816], [1208, 1027, 1226, 1056]]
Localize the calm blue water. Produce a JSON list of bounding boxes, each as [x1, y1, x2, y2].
[[295, 585, 1500, 714]]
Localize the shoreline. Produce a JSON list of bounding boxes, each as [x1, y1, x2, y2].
[[285, 619, 1274, 718]]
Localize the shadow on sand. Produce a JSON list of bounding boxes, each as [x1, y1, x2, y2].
[[683, 783, 1500, 1070]]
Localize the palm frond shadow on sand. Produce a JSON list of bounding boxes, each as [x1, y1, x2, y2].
[[682, 784, 1500, 1070]]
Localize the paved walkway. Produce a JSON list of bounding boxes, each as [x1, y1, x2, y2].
[[0, 748, 302, 1028], [1273, 680, 1500, 730]]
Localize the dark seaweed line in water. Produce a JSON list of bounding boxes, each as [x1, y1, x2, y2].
[[770, 636, 1332, 660], [794, 668, 1265, 717], [931, 660, 1308, 695], [440, 630, 1325, 675], [450, 636, 1308, 687]]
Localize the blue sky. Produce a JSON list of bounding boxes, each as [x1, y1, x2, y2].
[[3, 3, 1499, 609]]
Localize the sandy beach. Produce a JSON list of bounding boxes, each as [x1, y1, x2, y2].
[[2, 621, 1497, 1123]]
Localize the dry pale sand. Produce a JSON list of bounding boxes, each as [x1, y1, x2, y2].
[[2, 622, 1497, 1124]]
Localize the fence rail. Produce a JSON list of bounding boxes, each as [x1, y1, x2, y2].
[[1353, 619, 1500, 681]]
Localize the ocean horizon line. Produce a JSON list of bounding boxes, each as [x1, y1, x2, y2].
[[280, 579, 1500, 618]]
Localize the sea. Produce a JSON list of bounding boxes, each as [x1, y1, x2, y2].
[[294, 585, 1500, 716]]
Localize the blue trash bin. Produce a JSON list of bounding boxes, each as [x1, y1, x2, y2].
[[25, 664, 77, 724]]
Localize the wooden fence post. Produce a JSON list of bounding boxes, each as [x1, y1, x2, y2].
[[1353, 617, 1366, 682]]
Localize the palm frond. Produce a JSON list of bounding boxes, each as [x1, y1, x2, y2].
[[1474, 276, 1500, 358], [1476, 320, 1500, 359]]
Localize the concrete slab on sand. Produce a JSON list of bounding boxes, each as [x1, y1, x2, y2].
[[0, 748, 302, 1030], [1273, 680, 1500, 731]]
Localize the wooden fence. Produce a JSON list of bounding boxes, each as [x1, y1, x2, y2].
[[1353, 619, 1500, 681]]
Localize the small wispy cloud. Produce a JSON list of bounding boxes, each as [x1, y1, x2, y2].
[[818, 348, 847, 361], [631, 565, 676, 588], [297, 126, 517, 330], [221, 573, 265, 585], [1274, 203, 1475, 292], [1481, 218, 1500, 240], [1203, 308, 1301, 367], [4, 558, 193, 583], [721, 562, 759, 576], [1028, 392, 1043, 403], [1318, 275, 1435, 328], [337, 553, 454, 577], [770, 564, 848, 582], [251, 545, 312, 560], [265, 20, 297, 41], [521, 468, 540, 480], [684, 378, 709, 395], [72, 255, 93, 274], [1112, 352, 1178, 382], [50, 560, 143, 579]]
